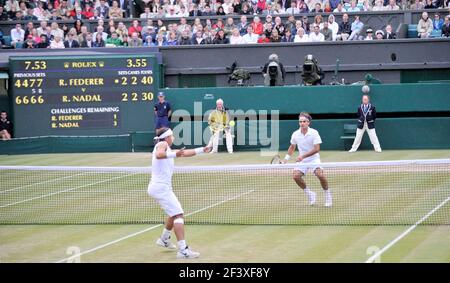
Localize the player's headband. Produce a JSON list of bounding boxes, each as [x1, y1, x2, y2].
[[299, 115, 311, 122], [155, 129, 173, 140]]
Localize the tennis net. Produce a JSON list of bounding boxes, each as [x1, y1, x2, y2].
[[0, 159, 449, 225]]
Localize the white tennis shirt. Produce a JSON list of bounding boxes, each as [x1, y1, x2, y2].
[[290, 127, 322, 162], [151, 141, 174, 187]]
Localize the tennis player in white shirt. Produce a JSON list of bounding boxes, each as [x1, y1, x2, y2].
[[282, 112, 332, 207], [148, 127, 211, 259]]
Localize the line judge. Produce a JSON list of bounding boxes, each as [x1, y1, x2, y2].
[[349, 95, 382, 153], [154, 91, 172, 132]]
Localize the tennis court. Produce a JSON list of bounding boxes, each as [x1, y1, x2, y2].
[[1, 150, 449, 263]]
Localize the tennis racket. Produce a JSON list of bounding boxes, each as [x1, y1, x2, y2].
[[210, 125, 236, 140], [270, 155, 282, 164], [209, 123, 224, 134]]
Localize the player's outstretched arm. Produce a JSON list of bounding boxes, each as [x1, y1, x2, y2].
[[178, 146, 212, 158], [281, 144, 296, 164]]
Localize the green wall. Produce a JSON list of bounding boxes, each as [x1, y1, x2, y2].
[[1, 117, 448, 155], [401, 69, 450, 83], [159, 83, 450, 151], [162, 83, 450, 115], [169, 117, 450, 151], [0, 136, 131, 155], [0, 133, 153, 155], [2, 83, 449, 154]]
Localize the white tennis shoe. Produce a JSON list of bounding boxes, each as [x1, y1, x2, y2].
[[325, 192, 332, 207], [307, 191, 316, 205], [156, 237, 176, 249], [177, 247, 200, 259]]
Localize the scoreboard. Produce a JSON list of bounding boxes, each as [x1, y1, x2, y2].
[[9, 55, 160, 138]]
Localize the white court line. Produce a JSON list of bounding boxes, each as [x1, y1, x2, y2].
[[0, 173, 136, 209], [0, 173, 87, 194], [365, 196, 450, 263], [55, 189, 255, 263]]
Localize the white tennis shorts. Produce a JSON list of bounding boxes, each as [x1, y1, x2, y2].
[[293, 157, 323, 175], [148, 184, 184, 217]]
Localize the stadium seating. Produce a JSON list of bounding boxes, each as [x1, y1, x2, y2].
[[407, 24, 418, 38], [340, 124, 357, 150], [2, 35, 11, 46], [430, 30, 443, 38]]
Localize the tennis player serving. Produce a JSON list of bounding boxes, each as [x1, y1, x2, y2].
[[148, 127, 211, 259], [282, 112, 332, 207]]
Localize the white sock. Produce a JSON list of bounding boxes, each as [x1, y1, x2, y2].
[[304, 187, 312, 194], [325, 190, 332, 198], [161, 228, 171, 241], [178, 240, 187, 251]]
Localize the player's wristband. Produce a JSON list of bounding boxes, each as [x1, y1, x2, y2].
[[284, 154, 291, 161], [166, 152, 177, 158], [194, 147, 204, 155]]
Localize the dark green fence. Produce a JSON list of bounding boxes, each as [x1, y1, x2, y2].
[[169, 117, 450, 151], [1, 116, 449, 155], [0, 132, 155, 155], [162, 83, 450, 115]]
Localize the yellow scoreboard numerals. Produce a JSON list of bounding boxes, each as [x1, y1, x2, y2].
[[14, 78, 44, 88], [120, 76, 138, 85], [119, 76, 153, 86], [24, 61, 47, 70], [121, 92, 153, 102], [141, 76, 153, 85], [126, 58, 147, 68], [121, 92, 138, 101], [142, 92, 153, 101], [15, 95, 45, 105]]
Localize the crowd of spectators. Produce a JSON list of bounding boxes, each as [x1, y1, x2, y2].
[[1, 0, 449, 48]]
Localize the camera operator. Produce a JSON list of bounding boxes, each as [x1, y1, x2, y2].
[[262, 54, 286, 86]]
